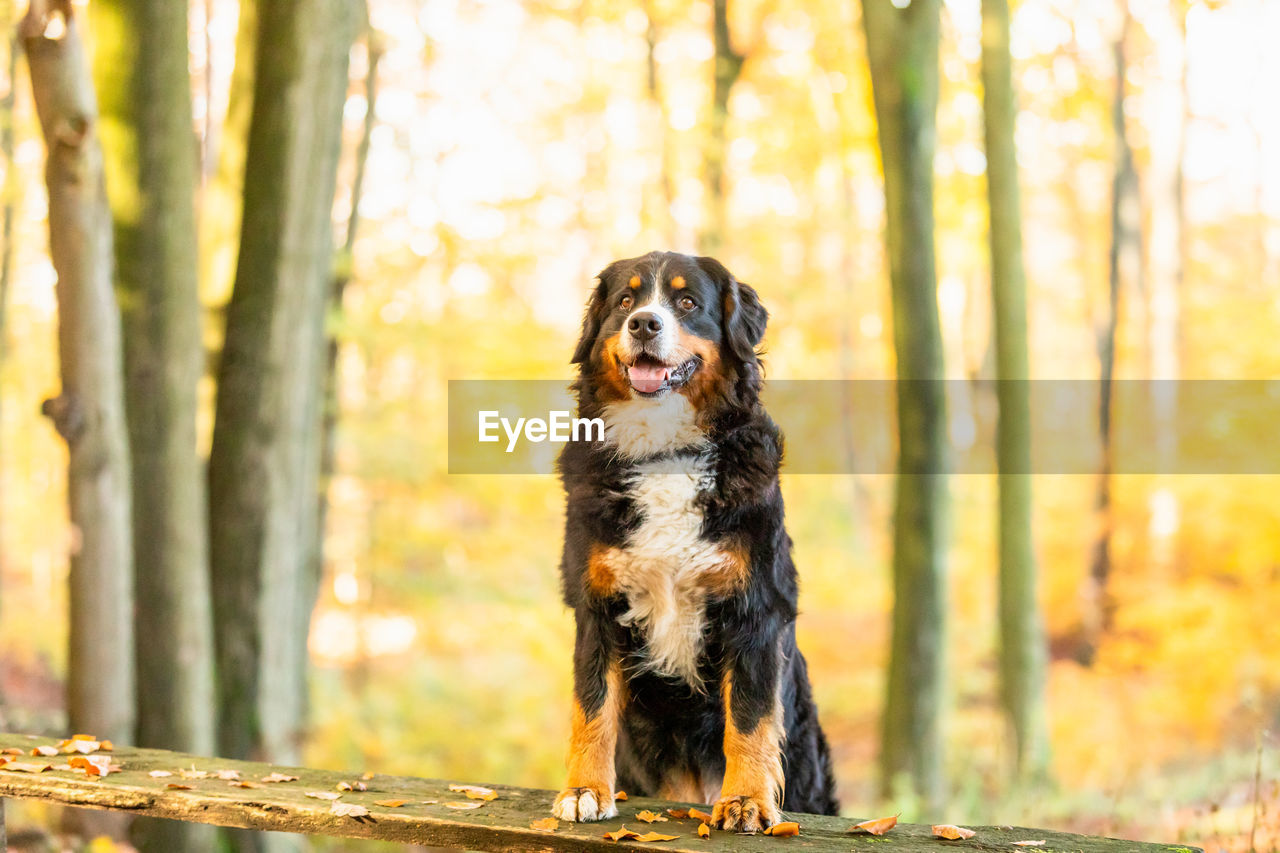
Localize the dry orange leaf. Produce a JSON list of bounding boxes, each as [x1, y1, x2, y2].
[[636, 809, 668, 823], [444, 801, 483, 810], [166, 783, 194, 790], [636, 831, 680, 841], [1, 748, 22, 756], [305, 791, 341, 801], [69, 755, 113, 777], [530, 817, 560, 832], [933, 825, 977, 840], [261, 773, 299, 783], [361, 771, 375, 781], [331, 802, 371, 819], [615, 790, 628, 800], [765, 822, 801, 837], [666, 808, 690, 819], [852, 814, 899, 835], [4, 761, 52, 773], [374, 799, 407, 808], [687, 807, 712, 823], [449, 783, 498, 801], [31, 746, 59, 757], [604, 826, 640, 842], [698, 822, 711, 838], [230, 781, 257, 789], [1012, 842, 1046, 847], [337, 780, 367, 792]]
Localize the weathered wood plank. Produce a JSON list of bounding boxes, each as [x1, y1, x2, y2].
[[0, 734, 1195, 852]]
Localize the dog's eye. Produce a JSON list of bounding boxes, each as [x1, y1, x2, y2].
[[678, 296, 696, 311], [619, 295, 634, 311]]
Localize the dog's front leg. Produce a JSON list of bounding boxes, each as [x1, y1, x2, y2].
[[553, 610, 623, 822], [712, 637, 785, 833]]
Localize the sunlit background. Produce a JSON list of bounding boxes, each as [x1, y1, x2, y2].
[[2, 0, 1279, 850]]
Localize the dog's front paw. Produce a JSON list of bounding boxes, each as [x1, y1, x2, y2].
[[711, 794, 780, 834], [552, 785, 617, 822]]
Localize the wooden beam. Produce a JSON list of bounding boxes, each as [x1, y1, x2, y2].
[[0, 734, 1195, 852]]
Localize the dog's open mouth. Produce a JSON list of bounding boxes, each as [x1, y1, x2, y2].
[[625, 354, 699, 396]]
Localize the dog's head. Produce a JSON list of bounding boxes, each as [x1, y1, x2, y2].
[[571, 251, 767, 418]]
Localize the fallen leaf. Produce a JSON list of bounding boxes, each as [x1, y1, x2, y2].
[[166, 783, 194, 790], [765, 822, 801, 837], [666, 808, 689, 819], [361, 771, 375, 781], [374, 799, 407, 808], [687, 808, 713, 823], [636, 810, 668, 823], [69, 755, 112, 777], [933, 825, 977, 840], [530, 817, 560, 832], [180, 768, 210, 779], [604, 826, 640, 842], [65, 740, 104, 755], [698, 823, 711, 838], [852, 815, 899, 835], [1012, 842, 1046, 847], [637, 831, 680, 841], [331, 802, 371, 818], [449, 783, 498, 801], [32, 746, 59, 757], [230, 781, 257, 789], [72, 733, 97, 741], [3, 761, 52, 773], [444, 801, 483, 810], [615, 790, 628, 800], [306, 791, 341, 801], [149, 770, 174, 778], [215, 770, 241, 781], [98, 741, 114, 751], [337, 780, 368, 792], [261, 773, 299, 783], [420, 799, 439, 805], [1, 748, 22, 756]]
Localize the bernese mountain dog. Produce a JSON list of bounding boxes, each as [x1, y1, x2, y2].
[[552, 251, 839, 832]]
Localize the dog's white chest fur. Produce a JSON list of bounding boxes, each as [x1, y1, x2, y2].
[[613, 455, 725, 686]]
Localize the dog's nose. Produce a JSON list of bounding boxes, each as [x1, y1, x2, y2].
[[627, 311, 664, 341]]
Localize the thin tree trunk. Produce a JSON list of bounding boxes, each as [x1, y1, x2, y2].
[[702, 0, 743, 253], [980, 0, 1049, 782], [208, 0, 357, 814], [642, 0, 677, 248], [861, 0, 947, 811], [90, 0, 215, 848], [22, 0, 134, 839], [317, 10, 379, 616], [1083, 5, 1140, 667]]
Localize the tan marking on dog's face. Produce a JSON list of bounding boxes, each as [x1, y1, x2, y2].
[[629, 275, 642, 289], [670, 275, 686, 289], [586, 544, 623, 597], [674, 330, 729, 423], [595, 334, 632, 402], [714, 671, 784, 831]]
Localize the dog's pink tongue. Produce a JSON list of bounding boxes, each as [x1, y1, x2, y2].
[[629, 362, 669, 393]]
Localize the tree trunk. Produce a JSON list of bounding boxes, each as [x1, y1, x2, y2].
[[208, 0, 356, 796], [90, 0, 216, 849], [860, 0, 947, 811], [702, 0, 743, 253], [1082, 4, 1140, 667], [22, 0, 135, 838], [318, 10, 379, 607], [980, 0, 1049, 782]]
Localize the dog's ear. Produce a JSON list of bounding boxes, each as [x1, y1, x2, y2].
[[570, 269, 613, 364], [698, 256, 767, 363]]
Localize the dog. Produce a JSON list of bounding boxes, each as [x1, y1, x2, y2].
[[552, 251, 839, 832]]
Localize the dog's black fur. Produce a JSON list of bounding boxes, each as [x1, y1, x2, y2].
[[553, 251, 838, 830]]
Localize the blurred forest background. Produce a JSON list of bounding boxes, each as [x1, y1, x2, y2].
[[0, 0, 1278, 851]]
